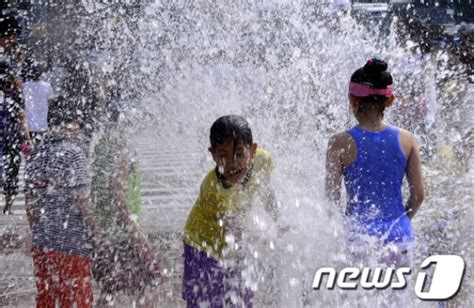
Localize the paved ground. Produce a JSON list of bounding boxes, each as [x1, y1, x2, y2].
[[0, 130, 207, 307]]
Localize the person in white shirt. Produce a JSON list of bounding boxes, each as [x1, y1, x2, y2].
[[23, 63, 53, 146]]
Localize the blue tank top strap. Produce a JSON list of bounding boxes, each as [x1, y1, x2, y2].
[[348, 125, 406, 162], [388, 125, 408, 161]]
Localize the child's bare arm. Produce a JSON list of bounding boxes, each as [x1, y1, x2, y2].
[[113, 179, 133, 224], [112, 148, 136, 225], [73, 188, 100, 244], [19, 109, 32, 142], [405, 133, 425, 219], [25, 192, 36, 230], [325, 134, 344, 205], [263, 186, 278, 221]]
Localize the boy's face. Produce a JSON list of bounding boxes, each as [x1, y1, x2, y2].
[[210, 139, 257, 184]]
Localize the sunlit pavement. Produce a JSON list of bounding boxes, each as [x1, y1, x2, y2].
[[0, 130, 205, 307]]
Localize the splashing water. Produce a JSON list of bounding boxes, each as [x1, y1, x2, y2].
[[74, 1, 472, 307]]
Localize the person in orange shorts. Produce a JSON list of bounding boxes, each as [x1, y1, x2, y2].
[[25, 98, 99, 308], [31, 248, 93, 307]]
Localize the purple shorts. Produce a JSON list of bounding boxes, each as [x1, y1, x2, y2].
[[182, 242, 253, 307]]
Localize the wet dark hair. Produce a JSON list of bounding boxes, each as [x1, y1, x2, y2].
[[48, 98, 85, 128], [0, 13, 19, 36], [210, 115, 253, 149], [350, 58, 393, 114], [0, 60, 10, 74], [24, 61, 45, 81], [60, 62, 103, 133], [49, 62, 99, 130], [0, 60, 12, 83], [106, 100, 120, 123]]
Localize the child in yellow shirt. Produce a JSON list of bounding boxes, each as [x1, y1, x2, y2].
[[182, 115, 276, 307]]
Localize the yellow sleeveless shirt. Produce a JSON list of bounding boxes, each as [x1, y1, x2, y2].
[[183, 148, 274, 260]]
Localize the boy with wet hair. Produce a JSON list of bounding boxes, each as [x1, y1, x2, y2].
[[182, 115, 277, 307]]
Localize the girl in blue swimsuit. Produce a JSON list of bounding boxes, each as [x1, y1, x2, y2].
[[325, 59, 425, 268]]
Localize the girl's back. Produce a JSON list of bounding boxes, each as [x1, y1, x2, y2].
[[326, 58, 424, 246], [344, 125, 407, 221], [342, 125, 414, 242]]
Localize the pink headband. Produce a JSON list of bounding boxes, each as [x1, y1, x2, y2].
[[349, 82, 393, 98]]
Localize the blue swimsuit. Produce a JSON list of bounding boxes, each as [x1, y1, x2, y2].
[[343, 125, 413, 243]]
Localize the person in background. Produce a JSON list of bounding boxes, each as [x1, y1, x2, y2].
[[23, 61, 53, 147], [1, 60, 31, 214], [91, 103, 161, 307], [14, 4, 31, 52], [25, 98, 98, 308], [0, 11, 27, 76]]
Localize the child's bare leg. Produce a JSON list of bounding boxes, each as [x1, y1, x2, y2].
[[3, 194, 14, 214], [379, 242, 414, 308]]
